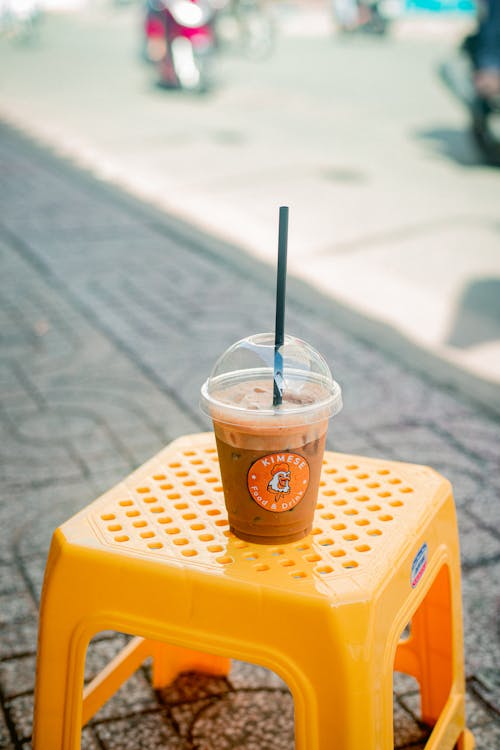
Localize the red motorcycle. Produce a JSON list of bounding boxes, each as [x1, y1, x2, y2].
[[145, 0, 216, 91]]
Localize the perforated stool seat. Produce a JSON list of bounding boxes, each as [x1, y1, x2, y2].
[[33, 433, 474, 749]]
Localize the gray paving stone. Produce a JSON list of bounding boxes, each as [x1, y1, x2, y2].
[[189, 689, 294, 750], [0, 593, 36, 628], [0, 654, 36, 699], [95, 713, 185, 750], [462, 562, 500, 674], [0, 620, 38, 659], [3, 693, 33, 742]]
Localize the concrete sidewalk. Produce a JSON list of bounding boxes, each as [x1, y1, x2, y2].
[[0, 2, 499, 416], [1, 122, 499, 749]]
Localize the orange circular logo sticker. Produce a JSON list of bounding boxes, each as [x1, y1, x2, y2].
[[247, 452, 310, 513]]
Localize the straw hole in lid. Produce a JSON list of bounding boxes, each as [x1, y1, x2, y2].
[[119, 500, 133, 507]]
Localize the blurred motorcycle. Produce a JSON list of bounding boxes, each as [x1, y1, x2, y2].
[[213, 0, 275, 60], [144, 0, 216, 91], [439, 33, 500, 167], [331, 0, 401, 35]]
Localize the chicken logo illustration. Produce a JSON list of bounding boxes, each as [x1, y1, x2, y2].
[[247, 452, 310, 513]]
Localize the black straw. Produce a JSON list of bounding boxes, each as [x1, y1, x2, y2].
[[273, 206, 289, 406]]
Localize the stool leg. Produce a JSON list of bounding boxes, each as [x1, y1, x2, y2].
[[149, 640, 231, 688], [410, 563, 463, 726], [33, 531, 93, 749]]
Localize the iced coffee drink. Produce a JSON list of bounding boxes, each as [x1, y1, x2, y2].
[[200, 334, 342, 544]]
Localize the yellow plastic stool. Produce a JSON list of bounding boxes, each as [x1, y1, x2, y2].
[[33, 433, 474, 750]]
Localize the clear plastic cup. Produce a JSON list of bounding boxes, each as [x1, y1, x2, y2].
[[200, 333, 342, 544]]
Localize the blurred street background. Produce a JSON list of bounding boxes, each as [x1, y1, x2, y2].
[[1, 0, 499, 409], [1, 1, 500, 749]]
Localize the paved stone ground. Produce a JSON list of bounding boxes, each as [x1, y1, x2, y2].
[[0, 122, 499, 749]]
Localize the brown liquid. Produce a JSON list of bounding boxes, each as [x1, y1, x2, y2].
[[213, 420, 328, 544]]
